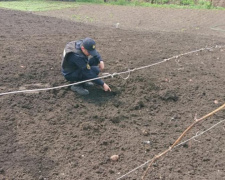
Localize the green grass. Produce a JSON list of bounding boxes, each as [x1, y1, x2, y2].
[[0, 0, 224, 12], [72, 14, 95, 22], [112, 0, 224, 10], [0, 0, 78, 12], [108, 0, 224, 10]]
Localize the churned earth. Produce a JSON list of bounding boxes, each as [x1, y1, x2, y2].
[[0, 4, 225, 180]]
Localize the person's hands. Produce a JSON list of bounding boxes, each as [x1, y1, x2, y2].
[[99, 61, 104, 71], [103, 83, 111, 92]]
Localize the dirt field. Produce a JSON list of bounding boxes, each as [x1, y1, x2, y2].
[[0, 4, 225, 180]]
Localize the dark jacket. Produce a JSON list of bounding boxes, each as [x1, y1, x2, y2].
[[61, 40, 104, 86]]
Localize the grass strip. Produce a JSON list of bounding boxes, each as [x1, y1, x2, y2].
[[0, 0, 78, 12]]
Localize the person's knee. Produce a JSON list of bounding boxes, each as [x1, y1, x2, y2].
[[65, 71, 82, 82], [65, 75, 76, 82]]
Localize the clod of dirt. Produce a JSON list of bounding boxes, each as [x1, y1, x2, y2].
[[38, 175, 44, 180], [111, 86, 123, 95], [131, 100, 145, 110], [109, 169, 115, 174], [112, 100, 123, 108], [110, 155, 119, 161], [142, 129, 149, 136], [160, 90, 179, 101], [0, 168, 4, 174], [110, 116, 121, 123], [80, 122, 99, 131]]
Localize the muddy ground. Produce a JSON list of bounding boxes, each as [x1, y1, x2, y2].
[[0, 4, 225, 180]]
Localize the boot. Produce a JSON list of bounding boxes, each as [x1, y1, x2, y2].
[[71, 85, 89, 95], [84, 81, 94, 87]]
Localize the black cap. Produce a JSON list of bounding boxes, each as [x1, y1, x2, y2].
[[82, 37, 97, 56]]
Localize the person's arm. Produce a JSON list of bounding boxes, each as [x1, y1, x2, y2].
[[89, 52, 104, 67], [103, 83, 111, 92], [99, 61, 104, 71], [93, 52, 102, 62], [74, 54, 110, 90], [83, 66, 111, 91], [83, 68, 104, 86], [72, 56, 104, 86], [94, 52, 105, 71]]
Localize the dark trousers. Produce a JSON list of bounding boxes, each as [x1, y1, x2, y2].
[[65, 57, 100, 82]]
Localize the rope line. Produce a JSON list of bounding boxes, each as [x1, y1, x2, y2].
[[0, 44, 224, 96], [211, 24, 225, 32], [116, 119, 225, 180], [0, 74, 112, 96], [141, 103, 225, 179]]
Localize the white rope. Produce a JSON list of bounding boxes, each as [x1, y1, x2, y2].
[[0, 45, 224, 96], [211, 24, 225, 32], [0, 74, 112, 96], [116, 119, 225, 180]]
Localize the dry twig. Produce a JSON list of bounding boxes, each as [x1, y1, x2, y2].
[[142, 103, 225, 180]]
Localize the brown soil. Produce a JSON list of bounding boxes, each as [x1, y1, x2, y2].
[[0, 4, 225, 180]]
